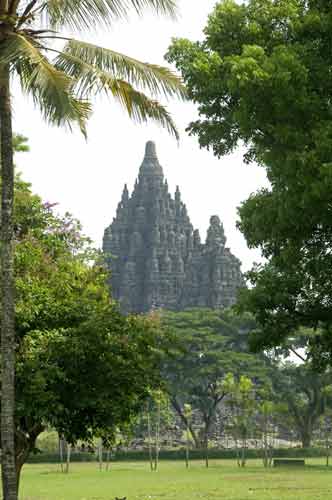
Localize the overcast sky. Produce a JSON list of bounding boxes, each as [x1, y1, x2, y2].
[[14, 0, 268, 272]]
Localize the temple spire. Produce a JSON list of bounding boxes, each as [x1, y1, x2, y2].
[[145, 141, 157, 159], [139, 140, 164, 179], [121, 184, 129, 203]]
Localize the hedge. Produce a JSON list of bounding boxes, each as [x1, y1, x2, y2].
[[27, 446, 328, 463]]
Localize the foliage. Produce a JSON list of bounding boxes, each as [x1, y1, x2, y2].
[[136, 388, 173, 470], [161, 308, 269, 448], [223, 374, 256, 466], [11, 179, 163, 475], [257, 397, 278, 467], [166, 0, 332, 358], [2, 0, 185, 138], [35, 430, 59, 454], [270, 362, 332, 448], [12, 134, 29, 153]]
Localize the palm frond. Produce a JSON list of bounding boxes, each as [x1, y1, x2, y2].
[[55, 39, 186, 100], [112, 80, 180, 140], [52, 43, 180, 138], [44, 0, 177, 30], [3, 33, 91, 134]]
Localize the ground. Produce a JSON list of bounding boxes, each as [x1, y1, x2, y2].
[[19, 459, 332, 500]]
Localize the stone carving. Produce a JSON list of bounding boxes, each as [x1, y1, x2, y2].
[[103, 141, 244, 313]]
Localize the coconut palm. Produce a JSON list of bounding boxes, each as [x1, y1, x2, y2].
[[0, 1, 184, 498]]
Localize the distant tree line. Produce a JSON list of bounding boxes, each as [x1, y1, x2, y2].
[[125, 309, 332, 466]]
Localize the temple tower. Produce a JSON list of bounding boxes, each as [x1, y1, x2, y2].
[[103, 141, 244, 313]]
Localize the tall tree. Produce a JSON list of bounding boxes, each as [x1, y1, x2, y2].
[[166, 0, 332, 358], [223, 374, 256, 467], [0, 2, 184, 498], [161, 309, 268, 452], [12, 178, 164, 491], [270, 362, 332, 448]]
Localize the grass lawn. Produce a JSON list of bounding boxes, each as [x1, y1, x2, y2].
[[19, 459, 332, 500]]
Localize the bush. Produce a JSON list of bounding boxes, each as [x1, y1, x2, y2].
[[27, 446, 327, 463], [36, 431, 59, 453]]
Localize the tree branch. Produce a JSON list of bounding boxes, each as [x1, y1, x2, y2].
[[171, 397, 199, 448], [19, 0, 37, 17], [16, 0, 39, 28], [289, 347, 307, 363]]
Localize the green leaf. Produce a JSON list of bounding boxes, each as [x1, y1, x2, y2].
[[56, 39, 186, 99], [4, 33, 91, 133], [45, 0, 177, 30]]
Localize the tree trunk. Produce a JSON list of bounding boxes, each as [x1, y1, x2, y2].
[[65, 442, 71, 473], [202, 419, 210, 468], [262, 414, 268, 468], [301, 432, 311, 448], [185, 427, 190, 469], [98, 439, 103, 471], [326, 438, 330, 468], [300, 425, 312, 448], [0, 64, 17, 500], [59, 436, 64, 472], [15, 428, 41, 495], [199, 414, 213, 458], [15, 447, 29, 494], [235, 437, 240, 467], [147, 405, 154, 471], [204, 434, 209, 468], [105, 448, 111, 471], [154, 398, 160, 472], [171, 399, 200, 449], [241, 437, 246, 467]]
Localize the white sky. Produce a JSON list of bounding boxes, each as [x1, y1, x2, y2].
[[13, 0, 268, 271]]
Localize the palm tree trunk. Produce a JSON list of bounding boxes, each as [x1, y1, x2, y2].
[[0, 65, 17, 500]]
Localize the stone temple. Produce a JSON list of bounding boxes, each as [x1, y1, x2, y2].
[[103, 141, 244, 313]]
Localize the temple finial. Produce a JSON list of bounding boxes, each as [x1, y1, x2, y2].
[[139, 140, 163, 178], [144, 141, 157, 159]]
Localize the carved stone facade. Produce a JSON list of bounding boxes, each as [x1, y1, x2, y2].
[[103, 141, 244, 313]]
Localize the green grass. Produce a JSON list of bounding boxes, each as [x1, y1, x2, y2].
[[19, 459, 332, 500]]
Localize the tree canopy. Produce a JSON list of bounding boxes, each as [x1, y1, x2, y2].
[[161, 308, 269, 449], [270, 361, 332, 448], [166, 0, 332, 358]]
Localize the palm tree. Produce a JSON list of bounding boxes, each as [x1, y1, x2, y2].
[[0, 1, 184, 498]]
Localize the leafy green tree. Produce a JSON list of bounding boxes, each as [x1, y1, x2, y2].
[[11, 180, 164, 491], [137, 388, 173, 471], [12, 134, 29, 153], [271, 362, 332, 448], [161, 309, 268, 454], [223, 374, 256, 467], [258, 399, 276, 468], [317, 411, 332, 467], [0, 2, 184, 497], [166, 0, 332, 359]]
